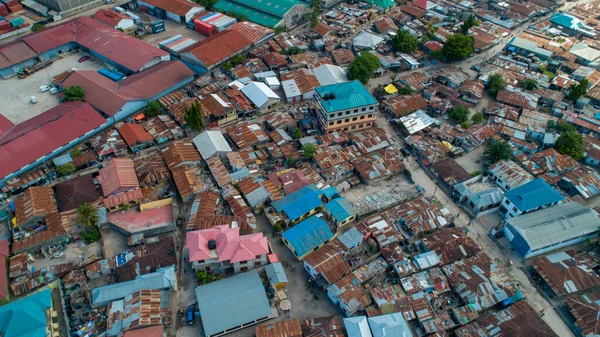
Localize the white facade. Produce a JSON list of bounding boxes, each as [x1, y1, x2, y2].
[[192, 254, 268, 274], [115, 18, 135, 30]]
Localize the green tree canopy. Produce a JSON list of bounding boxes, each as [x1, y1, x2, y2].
[[487, 73, 506, 98], [64, 85, 85, 102], [442, 34, 474, 61], [194, 0, 218, 9], [471, 112, 484, 124], [31, 23, 46, 32], [567, 79, 589, 101], [485, 140, 512, 164], [77, 203, 99, 228], [348, 51, 381, 85], [56, 163, 75, 176], [310, 0, 323, 11], [185, 101, 206, 132], [391, 29, 418, 54], [519, 79, 538, 90], [460, 121, 471, 129], [283, 46, 303, 55], [556, 120, 576, 133], [460, 14, 479, 34], [310, 11, 319, 28], [144, 100, 162, 116], [292, 129, 302, 140], [398, 87, 413, 95], [302, 143, 317, 159], [448, 105, 469, 123], [556, 130, 584, 160]]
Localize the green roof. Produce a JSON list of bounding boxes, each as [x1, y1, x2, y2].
[[315, 80, 378, 113], [215, 0, 306, 27], [0, 287, 52, 337], [366, 0, 395, 8]]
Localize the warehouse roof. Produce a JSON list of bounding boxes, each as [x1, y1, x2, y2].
[[0, 102, 105, 182], [504, 178, 564, 211], [241, 81, 280, 108], [315, 80, 377, 113], [195, 270, 271, 337], [282, 216, 334, 257], [141, 0, 203, 16], [182, 30, 252, 68], [0, 41, 37, 70], [192, 130, 232, 159], [215, 0, 305, 27], [505, 202, 600, 252]]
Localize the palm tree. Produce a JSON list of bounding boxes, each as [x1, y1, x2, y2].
[[77, 203, 98, 228], [485, 140, 512, 164]]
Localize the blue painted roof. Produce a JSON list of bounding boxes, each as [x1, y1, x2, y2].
[[272, 184, 324, 222], [321, 186, 339, 200], [282, 216, 334, 257], [0, 287, 52, 337], [504, 178, 564, 211], [315, 80, 378, 113], [265, 262, 288, 284], [550, 13, 576, 28], [325, 197, 356, 222]]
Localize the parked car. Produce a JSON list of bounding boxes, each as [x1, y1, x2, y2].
[[78, 56, 89, 63], [39, 85, 50, 93], [30, 96, 38, 104], [50, 87, 61, 95], [186, 307, 195, 325]]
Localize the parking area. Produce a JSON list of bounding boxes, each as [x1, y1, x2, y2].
[[138, 15, 208, 47], [1, 52, 104, 124]]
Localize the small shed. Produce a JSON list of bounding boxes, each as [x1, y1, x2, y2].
[[265, 262, 288, 290]]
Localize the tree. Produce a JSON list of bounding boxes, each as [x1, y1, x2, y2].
[[460, 121, 471, 129], [391, 29, 418, 54], [485, 140, 512, 164], [567, 79, 589, 101], [273, 223, 283, 233], [310, 11, 319, 28], [448, 105, 469, 123], [398, 87, 413, 95], [77, 203, 99, 228], [194, 0, 218, 9], [302, 143, 317, 159], [471, 112, 484, 124], [196, 270, 215, 285], [81, 226, 101, 243], [310, 0, 323, 11], [519, 79, 538, 90], [231, 53, 246, 65], [274, 26, 287, 34], [283, 46, 303, 55], [487, 73, 505, 98], [546, 120, 555, 131], [144, 100, 162, 116], [556, 120, 576, 134], [31, 23, 46, 32], [460, 14, 479, 34], [348, 51, 381, 85], [442, 34, 474, 61], [287, 157, 296, 167], [64, 85, 85, 102], [556, 130, 584, 160], [292, 129, 302, 140], [185, 101, 206, 132], [56, 163, 75, 176]]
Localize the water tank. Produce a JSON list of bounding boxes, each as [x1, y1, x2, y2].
[[208, 239, 216, 250]]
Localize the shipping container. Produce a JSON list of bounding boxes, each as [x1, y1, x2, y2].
[[125, 11, 140, 23], [154, 7, 166, 19], [146, 6, 157, 17], [7, 3, 22, 12], [98, 68, 123, 82], [194, 19, 213, 36], [166, 37, 191, 50], [199, 12, 218, 21], [186, 20, 194, 29], [0, 20, 10, 30], [203, 13, 223, 24], [211, 17, 236, 31], [0, 3, 7, 16], [151, 20, 165, 34], [158, 34, 183, 49], [170, 39, 196, 53], [9, 17, 23, 27]]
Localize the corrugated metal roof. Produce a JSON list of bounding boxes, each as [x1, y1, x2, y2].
[[195, 270, 271, 336], [272, 184, 324, 222], [325, 197, 356, 222], [282, 216, 334, 257], [504, 178, 564, 211], [315, 80, 376, 113], [265, 262, 288, 285]]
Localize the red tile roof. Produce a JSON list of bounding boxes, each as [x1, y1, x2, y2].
[[182, 30, 252, 67], [92, 8, 131, 27], [140, 0, 203, 17], [118, 123, 154, 147], [61, 61, 194, 116], [0, 102, 105, 181], [229, 21, 273, 44], [98, 158, 140, 197]]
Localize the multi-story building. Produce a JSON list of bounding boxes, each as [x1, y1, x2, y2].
[[314, 80, 378, 134]]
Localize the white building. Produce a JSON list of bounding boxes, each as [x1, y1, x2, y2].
[[241, 81, 280, 111], [192, 130, 232, 159], [313, 64, 348, 86], [281, 79, 302, 103]]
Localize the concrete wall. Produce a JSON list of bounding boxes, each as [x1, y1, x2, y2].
[[39, 42, 78, 61], [0, 58, 37, 79], [281, 4, 309, 28]]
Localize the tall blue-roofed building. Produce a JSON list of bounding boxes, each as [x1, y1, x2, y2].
[[282, 215, 334, 259], [272, 184, 326, 225], [314, 80, 378, 134], [0, 287, 54, 337], [498, 178, 564, 218]]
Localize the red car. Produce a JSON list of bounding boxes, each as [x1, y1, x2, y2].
[[78, 56, 89, 63]]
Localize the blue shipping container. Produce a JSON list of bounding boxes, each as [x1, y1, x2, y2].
[[154, 7, 166, 19], [151, 20, 165, 34], [186, 20, 194, 29], [98, 68, 122, 82]]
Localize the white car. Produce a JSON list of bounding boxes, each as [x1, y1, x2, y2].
[[50, 87, 61, 95], [39, 85, 50, 92], [30, 96, 38, 104]]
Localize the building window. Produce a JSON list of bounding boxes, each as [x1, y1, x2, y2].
[[512, 206, 518, 212], [329, 121, 334, 126], [369, 106, 374, 110], [337, 120, 342, 124], [352, 117, 357, 121], [354, 109, 358, 113], [360, 115, 365, 120], [366, 122, 371, 126], [345, 118, 349, 123], [504, 199, 510, 205], [361, 107, 366, 112], [358, 123, 363, 128], [337, 112, 342, 117], [344, 127, 349, 131], [346, 111, 350, 115], [351, 125, 356, 130]]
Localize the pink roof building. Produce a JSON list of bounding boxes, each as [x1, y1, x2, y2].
[[187, 225, 269, 272]]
